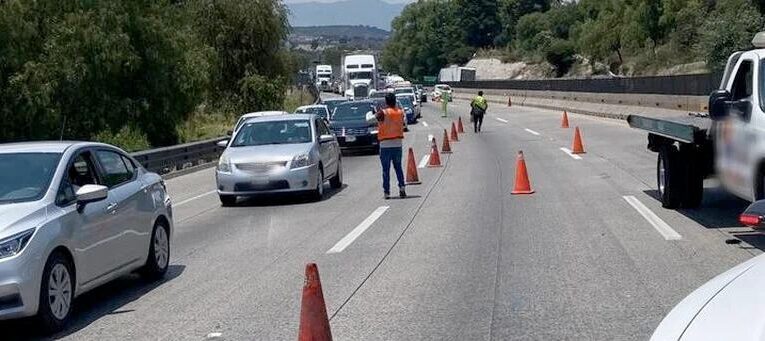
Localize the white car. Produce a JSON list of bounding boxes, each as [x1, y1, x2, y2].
[[231, 111, 290, 135], [294, 105, 331, 120], [431, 84, 453, 101], [651, 199, 765, 340]]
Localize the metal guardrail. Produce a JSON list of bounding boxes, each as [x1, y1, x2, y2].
[[445, 73, 723, 96], [131, 137, 227, 175]]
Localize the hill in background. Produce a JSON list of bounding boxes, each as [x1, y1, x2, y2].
[[291, 25, 390, 40], [286, 0, 406, 30]]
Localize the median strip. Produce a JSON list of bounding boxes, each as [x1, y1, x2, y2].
[[622, 196, 682, 241], [327, 206, 390, 253]]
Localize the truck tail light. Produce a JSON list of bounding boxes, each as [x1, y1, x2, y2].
[[739, 214, 761, 227]]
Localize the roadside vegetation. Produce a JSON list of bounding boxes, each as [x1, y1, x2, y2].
[[0, 0, 304, 150], [382, 0, 765, 79]]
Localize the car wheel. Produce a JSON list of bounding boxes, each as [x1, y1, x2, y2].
[[658, 145, 683, 209], [140, 221, 170, 280], [37, 251, 74, 333], [311, 168, 324, 201], [219, 194, 236, 207], [330, 159, 343, 189]]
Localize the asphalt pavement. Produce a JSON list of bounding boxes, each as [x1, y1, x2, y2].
[[4, 94, 763, 340]]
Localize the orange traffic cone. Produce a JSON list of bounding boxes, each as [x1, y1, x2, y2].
[[561, 111, 570, 128], [428, 138, 442, 167], [457, 117, 465, 133], [450, 122, 459, 142], [405, 147, 421, 185], [571, 127, 586, 154], [298, 263, 332, 341], [508, 96, 512, 107], [441, 129, 452, 154], [511, 151, 534, 195]]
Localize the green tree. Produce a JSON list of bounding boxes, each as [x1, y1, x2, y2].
[[699, 0, 764, 71], [454, 0, 502, 48]]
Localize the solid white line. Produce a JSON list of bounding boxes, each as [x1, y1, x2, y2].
[[327, 206, 390, 253], [174, 190, 217, 207], [524, 128, 541, 136], [559, 147, 583, 160], [495, 117, 508, 123], [422, 121, 429, 127], [623, 196, 682, 240], [418, 155, 430, 168], [427, 134, 434, 143]]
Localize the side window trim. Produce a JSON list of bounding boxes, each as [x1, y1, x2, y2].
[[56, 148, 100, 207], [93, 148, 136, 189]]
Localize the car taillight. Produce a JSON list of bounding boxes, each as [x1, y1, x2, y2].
[[739, 213, 761, 227]]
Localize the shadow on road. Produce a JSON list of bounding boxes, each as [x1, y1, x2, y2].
[[1, 264, 185, 341], [234, 183, 348, 207], [643, 187, 765, 250]]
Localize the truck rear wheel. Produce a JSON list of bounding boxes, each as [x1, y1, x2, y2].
[[658, 145, 683, 209], [680, 145, 704, 208]]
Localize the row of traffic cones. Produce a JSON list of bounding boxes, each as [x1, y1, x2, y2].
[[297, 118, 469, 341], [561, 110, 585, 154]]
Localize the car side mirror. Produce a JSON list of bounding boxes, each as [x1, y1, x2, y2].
[[709, 90, 732, 120], [740, 200, 765, 229], [319, 134, 335, 143], [217, 139, 229, 148], [76, 184, 108, 206]]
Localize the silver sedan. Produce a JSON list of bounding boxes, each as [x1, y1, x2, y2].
[[215, 114, 343, 205], [0, 141, 172, 333]]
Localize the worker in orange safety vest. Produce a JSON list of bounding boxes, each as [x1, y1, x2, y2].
[[376, 93, 407, 199]]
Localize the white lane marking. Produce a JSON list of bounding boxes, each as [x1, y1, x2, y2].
[[418, 155, 430, 168], [206, 332, 223, 339], [559, 147, 583, 160], [524, 128, 541, 136], [422, 121, 429, 127], [174, 190, 217, 207], [327, 206, 389, 253], [495, 117, 508, 123], [623, 196, 682, 241], [427, 134, 434, 143]]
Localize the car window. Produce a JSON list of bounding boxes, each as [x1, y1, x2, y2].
[[232, 120, 313, 146], [95, 150, 134, 188], [317, 119, 332, 136], [0, 152, 61, 204], [731, 60, 753, 101], [57, 151, 99, 205]]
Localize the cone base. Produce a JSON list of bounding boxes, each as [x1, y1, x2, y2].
[[406, 181, 422, 185], [571, 151, 586, 154], [427, 164, 442, 168], [441, 151, 452, 154], [511, 189, 535, 195]]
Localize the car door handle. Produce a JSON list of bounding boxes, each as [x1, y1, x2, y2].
[[105, 202, 118, 213]]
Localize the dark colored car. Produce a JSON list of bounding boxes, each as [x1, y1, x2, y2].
[[396, 96, 417, 124], [322, 98, 348, 115], [329, 101, 379, 152]]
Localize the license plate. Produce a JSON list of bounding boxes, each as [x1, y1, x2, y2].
[[345, 135, 356, 142], [251, 176, 268, 185]]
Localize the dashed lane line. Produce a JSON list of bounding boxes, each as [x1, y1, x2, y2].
[[327, 206, 390, 253]]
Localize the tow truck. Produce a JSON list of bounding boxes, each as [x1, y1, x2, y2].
[[628, 32, 765, 214]]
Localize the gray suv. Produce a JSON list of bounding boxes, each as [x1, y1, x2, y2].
[[0, 142, 173, 332]]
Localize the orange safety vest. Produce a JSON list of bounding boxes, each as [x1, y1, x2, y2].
[[378, 107, 405, 141]]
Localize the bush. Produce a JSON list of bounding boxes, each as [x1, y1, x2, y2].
[[544, 39, 577, 77], [92, 125, 151, 152]]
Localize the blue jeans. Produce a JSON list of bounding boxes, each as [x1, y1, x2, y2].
[[380, 147, 405, 193]]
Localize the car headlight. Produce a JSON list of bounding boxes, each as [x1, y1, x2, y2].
[[218, 155, 232, 173], [291, 154, 311, 169], [368, 127, 379, 134], [0, 228, 35, 259]]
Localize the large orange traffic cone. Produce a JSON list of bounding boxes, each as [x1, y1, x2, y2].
[[441, 129, 452, 154], [405, 147, 421, 185], [561, 111, 570, 128], [457, 117, 465, 133], [571, 127, 586, 154], [450, 122, 459, 142], [428, 138, 442, 167], [511, 151, 534, 195], [298, 263, 332, 341]]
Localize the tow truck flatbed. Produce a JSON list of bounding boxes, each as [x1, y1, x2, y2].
[[627, 114, 712, 145]]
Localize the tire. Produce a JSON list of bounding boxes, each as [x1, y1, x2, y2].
[[311, 168, 324, 201], [140, 222, 170, 281], [37, 251, 74, 333], [330, 159, 343, 189], [219, 194, 236, 207], [680, 145, 704, 208], [658, 145, 683, 209]]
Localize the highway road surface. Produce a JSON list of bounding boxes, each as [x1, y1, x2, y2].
[[3, 94, 762, 340]]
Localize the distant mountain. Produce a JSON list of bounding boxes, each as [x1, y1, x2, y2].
[[286, 0, 407, 30], [291, 25, 390, 40]]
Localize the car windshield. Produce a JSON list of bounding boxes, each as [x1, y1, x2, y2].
[[349, 72, 373, 80], [397, 97, 413, 108], [0, 152, 61, 204], [323, 100, 346, 113], [332, 104, 373, 121], [296, 107, 328, 118], [395, 88, 414, 94], [231, 120, 312, 147]]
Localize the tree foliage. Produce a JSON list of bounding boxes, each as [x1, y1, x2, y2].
[[0, 0, 293, 147]]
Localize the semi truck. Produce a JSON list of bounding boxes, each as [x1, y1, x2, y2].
[[628, 32, 765, 211], [315, 65, 333, 92], [438, 66, 476, 82], [341, 54, 377, 100]]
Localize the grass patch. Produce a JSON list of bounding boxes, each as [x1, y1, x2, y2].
[[283, 86, 316, 112]]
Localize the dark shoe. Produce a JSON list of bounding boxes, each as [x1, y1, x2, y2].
[[384, 192, 391, 200], [399, 188, 407, 198]]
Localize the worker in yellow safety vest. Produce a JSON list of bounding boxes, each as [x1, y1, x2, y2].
[[376, 93, 407, 199], [470, 90, 488, 133]]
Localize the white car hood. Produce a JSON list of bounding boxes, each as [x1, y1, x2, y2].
[[224, 144, 313, 164], [651, 254, 765, 341], [0, 201, 47, 237]]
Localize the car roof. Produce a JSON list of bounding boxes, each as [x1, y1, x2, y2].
[[242, 113, 315, 124], [296, 105, 328, 110], [240, 111, 290, 119], [0, 141, 112, 154]]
